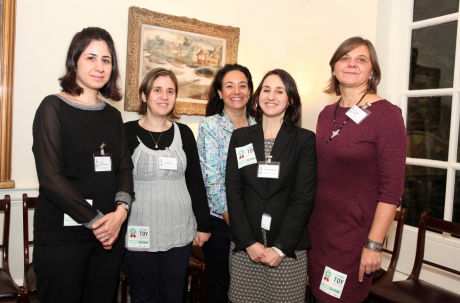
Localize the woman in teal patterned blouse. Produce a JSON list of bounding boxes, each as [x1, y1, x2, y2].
[[197, 64, 256, 302]]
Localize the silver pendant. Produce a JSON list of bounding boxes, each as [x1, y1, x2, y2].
[[326, 129, 340, 144], [331, 129, 340, 138]]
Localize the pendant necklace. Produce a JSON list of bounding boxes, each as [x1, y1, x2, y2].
[[149, 130, 163, 149], [326, 92, 367, 144]]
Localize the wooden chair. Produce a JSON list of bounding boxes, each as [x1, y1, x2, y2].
[[368, 211, 460, 303], [22, 194, 37, 303], [184, 252, 205, 303], [372, 207, 408, 285], [0, 195, 21, 302], [190, 244, 206, 303], [119, 267, 128, 303]]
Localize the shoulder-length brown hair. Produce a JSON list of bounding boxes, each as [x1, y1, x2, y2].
[[137, 68, 179, 119], [252, 69, 301, 125], [324, 36, 381, 96], [59, 27, 122, 101]]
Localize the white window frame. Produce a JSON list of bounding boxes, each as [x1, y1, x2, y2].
[[379, 0, 460, 294]]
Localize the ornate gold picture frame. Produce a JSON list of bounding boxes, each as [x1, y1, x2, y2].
[[124, 7, 240, 115]]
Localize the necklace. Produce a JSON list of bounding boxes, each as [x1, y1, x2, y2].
[[326, 92, 367, 144], [148, 131, 163, 149], [233, 118, 249, 128]]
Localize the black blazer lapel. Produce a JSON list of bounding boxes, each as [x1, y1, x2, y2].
[[271, 123, 294, 162], [250, 123, 266, 162]]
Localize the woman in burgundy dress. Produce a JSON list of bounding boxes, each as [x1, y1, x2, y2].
[[307, 37, 407, 303]]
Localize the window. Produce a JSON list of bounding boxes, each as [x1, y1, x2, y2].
[[402, 0, 460, 226]]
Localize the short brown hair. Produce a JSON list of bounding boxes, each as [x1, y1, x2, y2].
[[59, 27, 122, 101], [324, 36, 381, 96], [137, 68, 179, 119]]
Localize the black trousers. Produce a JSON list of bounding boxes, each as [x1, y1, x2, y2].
[[33, 234, 125, 303], [123, 243, 192, 303], [202, 217, 230, 303]]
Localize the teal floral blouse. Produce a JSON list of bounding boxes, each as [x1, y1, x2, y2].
[[197, 110, 256, 219]]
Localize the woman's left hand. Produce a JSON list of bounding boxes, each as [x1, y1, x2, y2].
[[92, 206, 128, 250], [195, 232, 211, 247], [358, 247, 382, 282], [262, 247, 284, 267]]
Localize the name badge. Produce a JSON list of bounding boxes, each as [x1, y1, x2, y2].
[[159, 157, 177, 170], [127, 226, 150, 248], [261, 213, 271, 230], [235, 143, 257, 169], [319, 266, 348, 299], [346, 105, 371, 124], [257, 161, 280, 179], [64, 199, 92, 226], [94, 154, 112, 172]]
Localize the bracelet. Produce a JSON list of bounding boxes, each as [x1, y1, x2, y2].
[[365, 238, 383, 253], [272, 247, 286, 258]]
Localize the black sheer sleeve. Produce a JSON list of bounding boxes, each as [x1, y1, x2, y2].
[[32, 96, 99, 224], [115, 115, 134, 206]]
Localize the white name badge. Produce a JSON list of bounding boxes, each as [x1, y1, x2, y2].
[[235, 143, 257, 169], [319, 266, 348, 299], [159, 157, 177, 170], [127, 226, 150, 248], [64, 199, 93, 226], [261, 213, 272, 230], [94, 155, 112, 172], [257, 162, 280, 179], [346, 105, 370, 124]]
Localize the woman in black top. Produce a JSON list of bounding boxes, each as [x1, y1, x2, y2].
[[32, 27, 134, 303]]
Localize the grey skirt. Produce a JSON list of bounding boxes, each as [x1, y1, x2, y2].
[[228, 241, 307, 303]]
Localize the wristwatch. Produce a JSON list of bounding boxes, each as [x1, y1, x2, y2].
[[117, 201, 129, 212]]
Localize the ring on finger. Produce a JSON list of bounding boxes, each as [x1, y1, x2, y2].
[[104, 236, 109, 242]]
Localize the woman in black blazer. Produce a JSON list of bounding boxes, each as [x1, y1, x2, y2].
[[226, 69, 316, 303]]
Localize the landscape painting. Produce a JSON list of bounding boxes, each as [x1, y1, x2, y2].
[[125, 7, 240, 115], [141, 25, 226, 102]]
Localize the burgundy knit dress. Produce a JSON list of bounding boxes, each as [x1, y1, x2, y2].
[[308, 99, 406, 303]]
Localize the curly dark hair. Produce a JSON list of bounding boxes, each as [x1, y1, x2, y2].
[[205, 64, 255, 117]]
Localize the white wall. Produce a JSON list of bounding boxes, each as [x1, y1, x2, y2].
[[3, 0, 382, 283]]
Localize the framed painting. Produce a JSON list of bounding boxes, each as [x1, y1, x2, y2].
[[125, 7, 240, 115]]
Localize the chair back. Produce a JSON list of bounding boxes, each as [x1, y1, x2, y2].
[[22, 193, 38, 302], [0, 195, 12, 275], [409, 211, 460, 280], [0, 195, 20, 300], [368, 211, 460, 302], [373, 207, 408, 284], [23, 194, 37, 269]]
